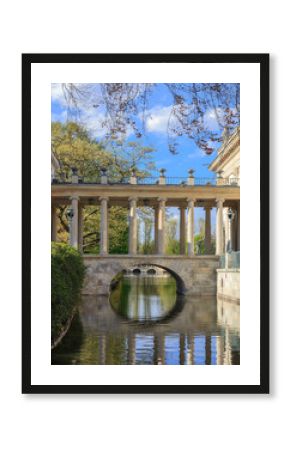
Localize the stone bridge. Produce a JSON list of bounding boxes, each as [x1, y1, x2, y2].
[[82, 255, 220, 296]]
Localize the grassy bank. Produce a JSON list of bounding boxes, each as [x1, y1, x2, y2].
[[51, 243, 85, 347]]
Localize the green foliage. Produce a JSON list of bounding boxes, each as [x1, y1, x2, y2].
[[107, 140, 156, 181], [138, 207, 154, 254], [166, 239, 180, 255], [52, 121, 156, 254], [52, 121, 112, 180], [51, 243, 85, 344], [166, 216, 179, 255], [194, 233, 205, 254], [108, 207, 129, 254]]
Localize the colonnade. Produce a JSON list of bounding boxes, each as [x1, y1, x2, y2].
[[51, 196, 240, 256]]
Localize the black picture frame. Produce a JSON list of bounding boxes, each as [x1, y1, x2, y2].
[[22, 53, 269, 394]]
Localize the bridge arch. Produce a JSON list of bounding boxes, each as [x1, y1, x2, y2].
[[82, 255, 219, 296], [109, 263, 186, 295]]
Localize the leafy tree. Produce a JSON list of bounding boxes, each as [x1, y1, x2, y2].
[[198, 217, 205, 235], [108, 207, 129, 254], [51, 243, 85, 345], [138, 207, 154, 254], [52, 121, 156, 254], [194, 218, 205, 254], [166, 216, 179, 255], [107, 140, 156, 182], [52, 121, 111, 181], [194, 233, 205, 255]]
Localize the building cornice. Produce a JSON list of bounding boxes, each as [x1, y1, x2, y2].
[[208, 128, 240, 173]]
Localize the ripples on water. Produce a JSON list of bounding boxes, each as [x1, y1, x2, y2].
[[52, 274, 240, 365]]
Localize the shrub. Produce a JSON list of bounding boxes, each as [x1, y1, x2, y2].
[[51, 243, 85, 344]]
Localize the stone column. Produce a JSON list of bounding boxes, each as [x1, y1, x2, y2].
[[78, 204, 84, 253], [128, 197, 138, 255], [157, 198, 166, 255], [237, 202, 240, 251], [230, 209, 237, 252], [51, 205, 57, 241], [154, 206, 159, 254], [187, 198, 195, 256], [70, 196, 79, 249], [204, 207, 212, 254], [99, 197, 109, 255], [216, 199, 224, 255], [224, 208, 230, 252], [180, 207, 186, 255]]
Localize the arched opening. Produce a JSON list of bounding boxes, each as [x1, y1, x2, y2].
[[110, 263, 186, 295], [109, 263, 186, 323], [149, 264, 185, 295]]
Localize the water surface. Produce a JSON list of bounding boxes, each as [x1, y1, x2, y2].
[[52, 275, 240, 365]]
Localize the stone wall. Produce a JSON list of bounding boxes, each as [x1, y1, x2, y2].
[[82, 255, 220, 296], [216, 269, 240, 303]]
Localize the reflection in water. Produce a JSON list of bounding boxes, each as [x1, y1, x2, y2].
[[110, 277, 177, 321], [52, 275, 240, 365]]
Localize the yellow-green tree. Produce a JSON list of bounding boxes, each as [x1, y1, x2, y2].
[[52, 121, 112, 181], [52, 121, 156, 254]]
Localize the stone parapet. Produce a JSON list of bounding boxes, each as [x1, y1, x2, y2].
[[216, 268, 240, 303], [82, 255, 220, 296]]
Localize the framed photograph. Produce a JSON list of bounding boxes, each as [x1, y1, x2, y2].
[[22, 53, 269, 394]]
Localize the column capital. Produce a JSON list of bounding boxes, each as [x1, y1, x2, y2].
[[128, 196, 138, 203], [157, 197, 167, 203], [216, 198, 225, 204], [187, 198, 196, 204], [70, 195, 79, 201], [99, 196, 109, 202]]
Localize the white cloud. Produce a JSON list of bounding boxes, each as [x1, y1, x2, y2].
[[79, 106, 108, 139], [51, 86, 110, 139], [51, 86, 172, 140], [187, 151, 203, 160], [203, 108, 222, 131], [82, 108, 135, 141], [51, 109, 67, 123], [51, 83, 66, 105], [144, 106, 172, 134]]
